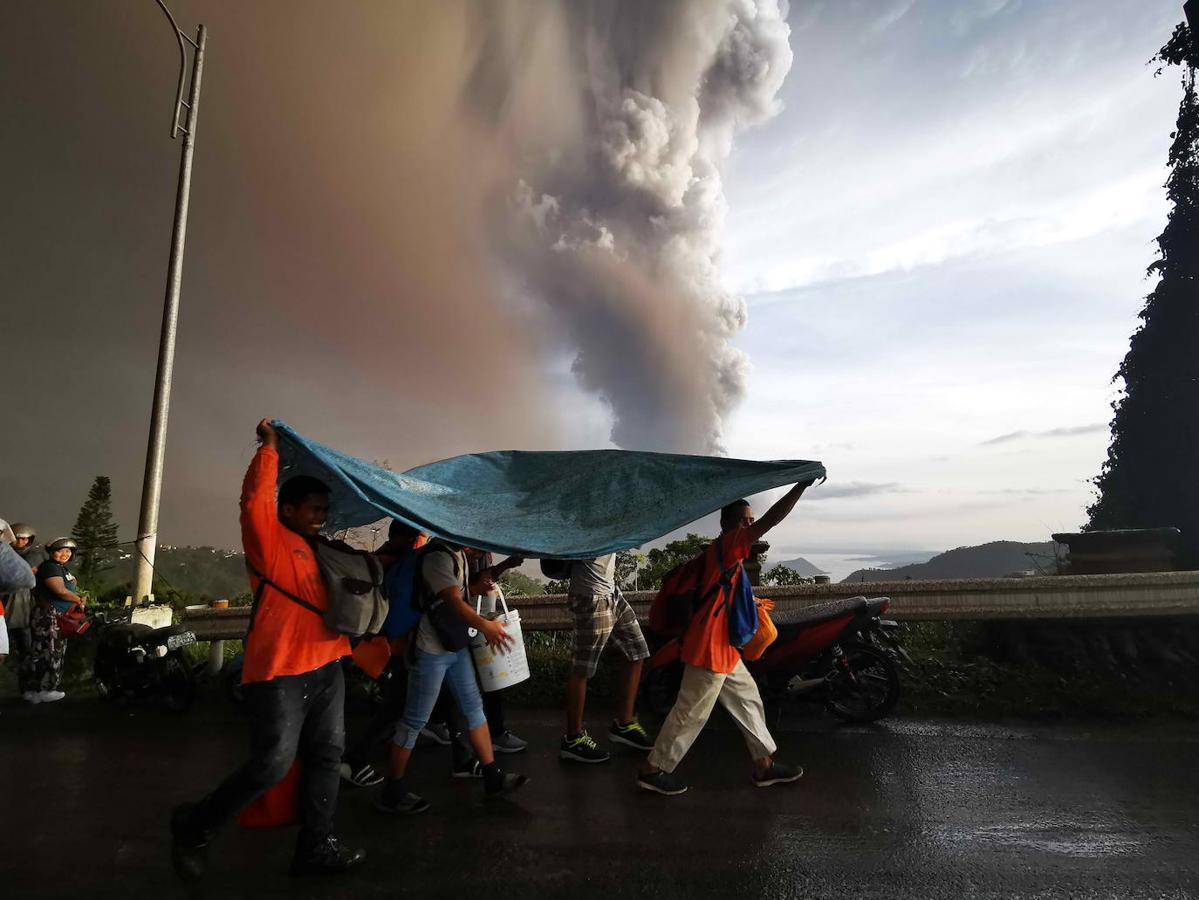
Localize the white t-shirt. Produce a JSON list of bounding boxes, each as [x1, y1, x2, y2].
[[416, 546, 468, 655], [569, 554, 616, 599]]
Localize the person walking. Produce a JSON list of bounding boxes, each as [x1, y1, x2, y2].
[[170, 419, 365, 880], [0, 520, 37, 669], [637, 480, 816, 796], [560, 554, 654, 763], [22, 536, 83, 704], [376, 539, 528, 814], [466, 549, 528, 755]]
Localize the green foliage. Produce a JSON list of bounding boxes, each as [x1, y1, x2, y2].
[[1088, 24, 1199, 564], [90, 546, 250, 602], [615, 549, 645, 589], [543, 578, 570, 594], [498, 570, 545, 597], [71, 476, 119, 589], [763, 563, 808, 586], [637, 533, 710, 590]]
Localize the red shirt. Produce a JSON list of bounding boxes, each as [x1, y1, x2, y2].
[[680, 529, 755, 675], [241, 446, 350, 683]]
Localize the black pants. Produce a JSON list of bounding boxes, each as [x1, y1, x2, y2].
[[190, 660, 345, 850], [343, 658, 506, 771]]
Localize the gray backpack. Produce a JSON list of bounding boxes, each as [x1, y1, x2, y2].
[[250, 540, 388, 639]]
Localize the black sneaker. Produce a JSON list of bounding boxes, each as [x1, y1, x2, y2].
[[374, 790, 431, 815], [560, 730, 610, 763], [637, 769, 688, 796], [339, 761, 384, 788], [290, 835, 367, 876], [609, 718, 654, 751], [485, 772, 530, 798], [753, 761, 804, 788], [452, 758, 484, 779], [169, 803, 209, 882]]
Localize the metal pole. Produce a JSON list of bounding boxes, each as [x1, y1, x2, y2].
[[133, 15, 206, 603]]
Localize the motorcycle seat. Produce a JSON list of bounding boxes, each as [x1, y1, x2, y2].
[[100, 622, 154, 647], [772, 597, 868, 629]]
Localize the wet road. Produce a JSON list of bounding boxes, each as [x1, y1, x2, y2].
[[1, 698, 1197, 899]]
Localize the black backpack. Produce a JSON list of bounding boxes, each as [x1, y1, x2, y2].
[[539, 558, 574, 581], [415, 541, 472, 650]]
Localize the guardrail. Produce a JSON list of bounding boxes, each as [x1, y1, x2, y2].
[[182, 570, 1199, 642]]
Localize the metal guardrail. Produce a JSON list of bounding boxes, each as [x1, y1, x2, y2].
[[181, 571, 1199, 641]]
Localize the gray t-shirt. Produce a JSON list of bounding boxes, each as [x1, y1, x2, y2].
[[416, 546, 468, 655], [569, 554, 616, 599]]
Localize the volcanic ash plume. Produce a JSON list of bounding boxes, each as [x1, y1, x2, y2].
[[470, 0, 794, 453]]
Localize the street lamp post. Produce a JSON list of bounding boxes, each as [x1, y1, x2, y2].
[[132, 2, 206, 603]]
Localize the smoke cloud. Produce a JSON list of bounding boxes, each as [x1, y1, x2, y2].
[[474, 0, 796, 452]]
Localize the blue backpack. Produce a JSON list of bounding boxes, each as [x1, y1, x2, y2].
[[727, 563, 759, 649], [379, 549, 421, 639]]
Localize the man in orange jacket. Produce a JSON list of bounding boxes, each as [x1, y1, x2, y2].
[[170, 419, 366, 880]]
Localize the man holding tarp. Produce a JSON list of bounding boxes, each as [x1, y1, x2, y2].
[[638, 480, 816, 796]]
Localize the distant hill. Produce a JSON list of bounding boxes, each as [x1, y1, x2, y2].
[[776, 557, 827, 577], [841, 541, 1057, 583], [96, 546, 249, 600]]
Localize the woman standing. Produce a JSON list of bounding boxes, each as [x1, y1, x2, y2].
[[22, 536, 83, 704]]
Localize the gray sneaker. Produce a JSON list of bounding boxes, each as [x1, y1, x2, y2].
[[491, 730, 529, 754], [419, 723, 452, 746], [374, 791, 431, 815]]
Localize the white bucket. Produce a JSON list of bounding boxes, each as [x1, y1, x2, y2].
[[470, 591, 530, 691]]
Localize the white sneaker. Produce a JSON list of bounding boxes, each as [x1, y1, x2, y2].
[[23, 691, 41, 704], [36, 690, 66, 703]]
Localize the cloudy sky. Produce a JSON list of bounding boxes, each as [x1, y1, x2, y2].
[[0, 1, 1186, 580]]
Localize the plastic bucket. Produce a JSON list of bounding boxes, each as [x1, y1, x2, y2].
[[470, 592, 530, 691]]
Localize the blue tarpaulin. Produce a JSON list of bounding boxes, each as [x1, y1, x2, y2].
[[273, 421, 825, 558]]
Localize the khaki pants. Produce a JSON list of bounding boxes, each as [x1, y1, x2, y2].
[[647, 660, 777, 774]]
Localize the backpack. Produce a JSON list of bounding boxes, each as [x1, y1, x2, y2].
[[378, 549, 422, 639], [647, 540, 758, 648], [414, 541, 472, 651], [539, 558, 574, 581], [250, 539, 388, 639]]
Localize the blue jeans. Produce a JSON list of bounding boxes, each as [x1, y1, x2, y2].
[[393, 649, 486, 750]]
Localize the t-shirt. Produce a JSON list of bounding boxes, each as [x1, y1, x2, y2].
[[416, 544, 468, 655], [240, 446, 351, 683], [569, 554, 616, 599], [33, 559, 78, 605], [679, 529, 756, 675]]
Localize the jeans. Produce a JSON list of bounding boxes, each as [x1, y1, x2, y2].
[[393, 649, 486, 750], [189, 660, 345, 850]]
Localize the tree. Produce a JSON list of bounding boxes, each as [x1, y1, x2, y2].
[[1088, 23, 1199, 565], [763, 563, 808, 586], [72, 475, 120, 587], [498, 570, 546, 597], [638, 533, 711, 590], [615, 549, 646, 589]]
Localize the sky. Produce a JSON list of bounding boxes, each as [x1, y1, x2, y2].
[[0, 0, 1187, 581]]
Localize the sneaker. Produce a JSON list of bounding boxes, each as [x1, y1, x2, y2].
[[339, 762, 384, 788], [491, 730, 529, 754], [290, 835, 367, 876], [609, 718, 654, 751], [560, 730, 610, 764], [169, 803, 209, 882], [374, 790, 431, 815], [753, 761, 804, 788], [22, 691, 41, 704], [37, 690, 66, 703], [485, 772, 529, 798], [452, 758, 484, 779], [419, 723, 452, 746], [637, 769, 688, 796]]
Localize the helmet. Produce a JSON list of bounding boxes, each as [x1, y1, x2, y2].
[[46, 537, 78, 553], [11, 523, 36, 539]]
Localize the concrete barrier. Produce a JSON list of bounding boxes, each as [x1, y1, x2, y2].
[[182, 570, 1199, 641]]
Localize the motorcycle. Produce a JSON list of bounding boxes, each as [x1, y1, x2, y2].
[[91, 609, 198, 713], [642, 596, 905, 724]]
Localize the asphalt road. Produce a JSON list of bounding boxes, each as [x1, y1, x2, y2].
[[1, 696, 1197, 899]]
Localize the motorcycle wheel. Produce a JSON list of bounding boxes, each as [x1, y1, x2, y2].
[[161, 653, 197, 714], [823, 642, 900, 723], [641, 660, 684, 721]]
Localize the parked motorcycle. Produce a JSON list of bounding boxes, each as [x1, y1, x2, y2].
[[91, 609, 198, 713], [642, 596, 904, 723]]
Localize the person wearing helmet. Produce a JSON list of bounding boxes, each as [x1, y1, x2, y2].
[[3, 523, 44, 673], [23, 536, 84, 704], [0, 520, 36, 663]]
